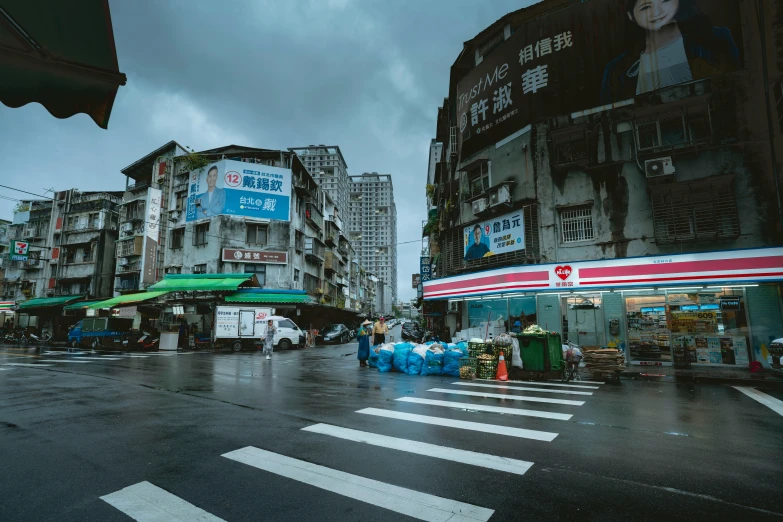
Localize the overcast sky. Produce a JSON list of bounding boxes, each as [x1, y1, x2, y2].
[[0, 0, 535, 302]]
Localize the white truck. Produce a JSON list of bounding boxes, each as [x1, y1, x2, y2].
[[214, 306, 305, 352]]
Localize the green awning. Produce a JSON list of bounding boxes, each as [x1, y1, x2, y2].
[[16, 295, 84, 310], [87, 290, 169, 310], [63, 300, 106, 311], [147, 273, 257, 293], [224, 292, 317, 305]]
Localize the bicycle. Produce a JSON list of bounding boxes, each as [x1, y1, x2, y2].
[[562, 342, 583, 382]]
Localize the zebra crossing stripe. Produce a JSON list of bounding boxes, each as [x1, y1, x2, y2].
[[395, 397, 572, 421], [67, 357, 123, 361], [357, 408, 558, 441], [39, 359, 91, 364], [428, 388, 585, 406], [303, 423, 533, 475], [451, 382, 593, 396], [101, 481, 225, 521], [2, 363, 53, 367], [222, 446, 494, 521], [549, 379, 605, 385], [482, 379, 600, 390]]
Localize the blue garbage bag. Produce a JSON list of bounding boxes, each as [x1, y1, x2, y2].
[[443, 349, 463, 377], [455, 342, 469, 356], [407, 349, 425, 375], [421, 350, 444, 376], [378, 348, 394, 372], [393, 345, 412, 373], [368, 347, 379, 368]]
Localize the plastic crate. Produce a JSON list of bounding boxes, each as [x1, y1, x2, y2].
[[459, 356, 477, 379], [477, 356, 498, 380], [468, 342, 489, 358]]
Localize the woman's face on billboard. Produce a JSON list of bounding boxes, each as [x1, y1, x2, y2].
[[628, 0, 679, 32]]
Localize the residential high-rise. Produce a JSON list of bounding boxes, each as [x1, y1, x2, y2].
[[289, 145, 349, 215], [348, 172, 397, 309]]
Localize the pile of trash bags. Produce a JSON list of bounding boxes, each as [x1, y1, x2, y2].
[[370, 341, 468, 376]]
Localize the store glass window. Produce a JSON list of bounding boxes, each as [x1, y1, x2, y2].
[[625, 292, 669, 363], [508, 296, 537, 333], [466, 298, 508, 339], [562, 294, 604, 348]]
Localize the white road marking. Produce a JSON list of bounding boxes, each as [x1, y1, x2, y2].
[[1, 363, 53, 367], [121, 355, 151, 358], [482, 379, 600, 390], [67, 356, 124, 361], [222, 446, 494, 521], [396, 397, 572, 420], [0, 367, 12, 370], [357, 408, 558, 442], [428, 388, 585, 406], [39, 359, 91, 363], [733, 386, 783, 417], [451, 382, 592, 396], [549, 379, 605, 385], [303, 423, 534, 476], [100, 481, 225, 522]]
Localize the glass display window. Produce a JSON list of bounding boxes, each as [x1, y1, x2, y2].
[[625, 294, 670, 363]]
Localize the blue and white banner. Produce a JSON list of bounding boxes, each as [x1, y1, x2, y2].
[[186, 159, 291, 222]]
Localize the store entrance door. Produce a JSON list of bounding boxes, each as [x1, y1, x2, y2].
[[562, 294, 605, 349]]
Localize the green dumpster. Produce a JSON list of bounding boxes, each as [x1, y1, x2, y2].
[[516, 333, 564, 371]]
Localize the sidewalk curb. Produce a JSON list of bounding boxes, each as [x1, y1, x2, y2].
[[620, 370, 783, 390]]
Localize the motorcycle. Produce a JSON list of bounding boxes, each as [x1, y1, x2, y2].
[[27, 329, 52, 346]]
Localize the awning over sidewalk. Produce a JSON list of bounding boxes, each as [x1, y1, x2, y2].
[[63, 300, 107, 311], [87, 291, 169, 310], [16, 295, 84, 311], [224, 290, 317, 305], [0, 0, 127, 129], [147, 274, 259, 293]]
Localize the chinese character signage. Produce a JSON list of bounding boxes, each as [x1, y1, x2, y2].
[[420, 257, 432, 282], [412, 274, 421, 289], [11, 240, 29, 261], [456, 0, 743, 158], [463, 210, 524, 261], [186, 159, 291, 222], [141, 188, 162, 285], [221, 248, 288, 265]]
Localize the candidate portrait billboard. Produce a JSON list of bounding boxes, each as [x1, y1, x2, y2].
[[456, 0, 743, 158], [463, 209, 525, 261], [186, 159, 291, 222]]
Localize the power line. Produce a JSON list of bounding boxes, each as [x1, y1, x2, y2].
[[0, 184, 51, 200]]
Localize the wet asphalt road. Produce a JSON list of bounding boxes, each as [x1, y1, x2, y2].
[[0, 324, 781, 522]]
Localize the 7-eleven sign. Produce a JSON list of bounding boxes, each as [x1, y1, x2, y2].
[[11, 240, 29, 261]]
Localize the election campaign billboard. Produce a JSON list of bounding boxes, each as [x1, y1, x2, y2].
[[456, 0, 744, 158], [186, 160, 291, 222], [463, 209, 525, 261]]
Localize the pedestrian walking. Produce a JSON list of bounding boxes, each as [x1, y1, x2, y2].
[[263, 319, 276, 360], [372, 316, 388, 345], [357, 319, 372, 367], [177, 321, 188, 351]]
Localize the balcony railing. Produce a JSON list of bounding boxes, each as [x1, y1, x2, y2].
[[305, 204, 324, 231], [305, 237, 325, 263], [126, 180, 150, 192], [118, 262, 141, 273]]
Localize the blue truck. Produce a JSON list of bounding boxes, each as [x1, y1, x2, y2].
[[68, 317, 133, 349]]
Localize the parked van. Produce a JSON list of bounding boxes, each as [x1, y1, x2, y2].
[[213, 306, 305, 351]]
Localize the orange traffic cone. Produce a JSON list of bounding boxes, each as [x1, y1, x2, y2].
[[496, 351, 508, 381]]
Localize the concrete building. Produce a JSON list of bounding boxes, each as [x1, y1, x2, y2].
[[289, 145, 349, 216], [423, 0, 783, 370], [348, 172, 398, 306], [114, 142, 370, 324]]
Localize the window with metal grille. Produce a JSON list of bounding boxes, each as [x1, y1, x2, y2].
[[559, 206, 594, 243], [193, 264, 207, 274], [636, 105, 712, 151], [244, 264, 266, 285], [651, 176, 739, 244], [171, 228, 184, 249], [246, 223, 268, 245], [193, 223, 209, 246]]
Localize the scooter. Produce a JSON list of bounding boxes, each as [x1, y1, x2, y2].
[[28, 329, 52, 346]]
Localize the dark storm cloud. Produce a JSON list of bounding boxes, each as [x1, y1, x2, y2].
[[0, 0, 536, 301]]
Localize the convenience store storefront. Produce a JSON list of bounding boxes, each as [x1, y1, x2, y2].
[[423, 247, 783, 369]]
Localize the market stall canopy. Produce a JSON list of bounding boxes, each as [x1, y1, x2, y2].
[[224, 290, 318, 305], [87, 290, 169, 310], [63, 299, 107, 311], [0, 0, 126, 129], [147, 274, 259, 293], [16, 295, 84, 311]]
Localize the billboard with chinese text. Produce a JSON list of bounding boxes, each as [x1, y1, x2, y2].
[[463, 210, 524, 261], [186, 160, 291, 222], [456, 0, 743, 157]]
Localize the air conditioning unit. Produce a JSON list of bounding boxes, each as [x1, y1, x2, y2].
[[472, 197, 489, 215], [645, 157, 675, 178], [489, 184, 512, 207], [169, 211, 180, 221], [448, 301, 460, 313], [121, 222, 133, 233], [119, 258, 129, 266]]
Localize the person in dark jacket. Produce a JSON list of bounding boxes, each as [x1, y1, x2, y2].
[[601, 0, 739, 105]]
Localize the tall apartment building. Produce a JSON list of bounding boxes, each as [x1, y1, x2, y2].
[[289, 145, 349, 215], [348, 172, 397, 307]]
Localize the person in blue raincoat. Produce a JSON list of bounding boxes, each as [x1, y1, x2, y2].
[[357, 319, 372, 367]]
